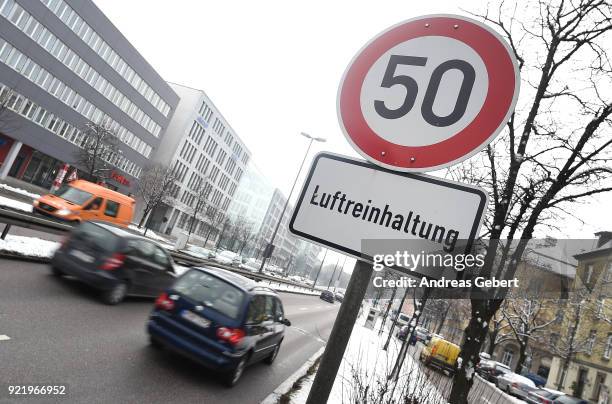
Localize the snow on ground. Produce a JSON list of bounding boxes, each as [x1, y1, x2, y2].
[[287, 305, 450, 404], [0, 183, 40, 199], [0, 195, 33, 212], [0, 234, 59, 258], [127, 224, 174, 245], [259, 279, 320, 295]]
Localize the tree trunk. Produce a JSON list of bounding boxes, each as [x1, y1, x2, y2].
[[449, 300, 497, 404], [556, 357, 570, 390], [487, 329, 498, 356], [138, 207, 152, 228], [515, 337, 529, 373], [436, 302, 451, 334]]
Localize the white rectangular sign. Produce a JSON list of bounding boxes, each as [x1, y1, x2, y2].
[[289, 153, 488, 267]]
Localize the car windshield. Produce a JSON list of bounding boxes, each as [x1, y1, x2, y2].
[[498, 366, 511, 374], [399, 314, 410, 321], [173, 269, 245, 320], [55, 184, 93, 205], [75, 222, 119, 251]]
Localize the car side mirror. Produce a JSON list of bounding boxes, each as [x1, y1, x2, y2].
[[282, 318, 291, 327]]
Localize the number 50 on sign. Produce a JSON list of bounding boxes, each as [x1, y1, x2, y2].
[[338, 14, 520, 172]]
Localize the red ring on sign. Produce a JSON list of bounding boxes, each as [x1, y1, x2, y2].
[[338, 16, 518, 171]]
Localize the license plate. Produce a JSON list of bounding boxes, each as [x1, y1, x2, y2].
[[182, 310, 211, 328], [70, 249, 94, 263]]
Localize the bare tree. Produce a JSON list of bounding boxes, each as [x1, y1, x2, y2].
[[186, 177, 212, 240], [202, 205, 226, 247], [501, 296, 557, 372], [74, 120, 120, 183], [448, 2, 612, 402], [237, 220, 256, 255], [135, 164, 178, 228]]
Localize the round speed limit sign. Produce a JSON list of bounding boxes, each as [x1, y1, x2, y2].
[[337, 14, 520, 172]]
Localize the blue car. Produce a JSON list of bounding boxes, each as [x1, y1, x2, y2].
[[147, 266, 291, 386]]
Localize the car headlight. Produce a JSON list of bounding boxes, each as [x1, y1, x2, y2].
[[56, 208, 72, 216], [33, 200, 39, 206]]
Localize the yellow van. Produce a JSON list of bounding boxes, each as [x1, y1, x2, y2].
[[419, 336, 460, 374], [33, 180, 135, 227]]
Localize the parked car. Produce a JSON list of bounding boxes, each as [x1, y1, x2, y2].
[[319, 290, 335, 303], [526, 388, 565, 404], [34, 180, 135, 227], [522, 372, 548, 387], [479, 352, 491, 361], [214, 250, 241, 266], [334, 292, 344, 302], [496, 372, 537, 400], [397, 325, 410, 341], [419, 336, 460, 375], [147, 266, 291, 386], [476, 360, 512, 383], [414, 326, 431, 343], [552, 396, 588, 404], [50, 221, 175, 304], [395, 312, 411, 327], [184, 245, 215, 260]]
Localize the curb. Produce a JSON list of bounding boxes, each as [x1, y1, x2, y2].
[[260, 346, 325, 404]]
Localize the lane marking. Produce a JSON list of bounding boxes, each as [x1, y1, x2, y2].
[[299, 307, 308, 311], [0, 335, 11, 341]]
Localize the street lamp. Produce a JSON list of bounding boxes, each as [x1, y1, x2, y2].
[[259, 132, 326, 273]]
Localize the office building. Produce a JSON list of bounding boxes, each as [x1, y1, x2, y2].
[[0, 0, 178, 192], [146, 82, 251, 242]]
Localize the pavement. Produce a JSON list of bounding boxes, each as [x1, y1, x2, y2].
[[0, 258, 340, 404]]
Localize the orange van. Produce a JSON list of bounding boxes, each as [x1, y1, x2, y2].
[[33, 180, 135, 227]]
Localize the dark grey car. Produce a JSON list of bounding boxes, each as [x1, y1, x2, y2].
[[51, 221, 176, 304]]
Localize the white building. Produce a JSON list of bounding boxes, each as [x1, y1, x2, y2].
[[145, 82, 250, 242]]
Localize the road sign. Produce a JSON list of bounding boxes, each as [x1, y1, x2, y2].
[[289, 153, 487, 278], [337, 14, 520, 172]]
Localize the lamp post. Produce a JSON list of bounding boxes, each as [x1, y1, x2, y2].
[[311, 248, 328, 290], [258, 132, 326, 274]]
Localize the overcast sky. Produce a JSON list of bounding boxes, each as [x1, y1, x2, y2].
[[94, 0, 611, 245]]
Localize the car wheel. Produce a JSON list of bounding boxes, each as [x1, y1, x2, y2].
[[225, 354, 248, 387], [264, 342, 281, 365], [50, 265, 63, 277], [149, 335, 163, 350], [101, 282, 128, 305]]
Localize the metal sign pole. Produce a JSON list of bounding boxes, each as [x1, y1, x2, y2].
[[305, 260, 374, 404]]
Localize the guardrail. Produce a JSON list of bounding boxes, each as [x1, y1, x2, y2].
[[0, 207, 316, 294]]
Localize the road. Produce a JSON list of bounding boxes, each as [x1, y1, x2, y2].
[[0, 258, 340, 403]]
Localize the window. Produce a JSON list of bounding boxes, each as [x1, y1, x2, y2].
[[501, 349, 513, 366], [152, 246, 170, 268], [586, 264, 594, 284], [605, 334, 612, 360], [247, 295, 266, 324], [273, 298, 285, 322], [83, 197, 103, 211], [588, 330, 597, 354], [104, 200, 119, 217]]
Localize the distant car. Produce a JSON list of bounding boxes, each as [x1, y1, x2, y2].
[[334, 292, 344, 302], [184, 245, 215, 260], [319, 290, 335, 303], [214, 250, 241, 266], [238, 258, 259, 273], [50, 221, 176, 304], [476, 360, 512, 383], [396, 313, 411, 327], [419, 336, 460, 375], [147, 266, 291, 387], [479, 352, 491, 361], [522, 372, 547, 387], [525, 388, 565, 404], [552, 395, 588, 404], [397, 325, 410, 341], [496, 372, 537, 399], [414, 326, 430, 343]]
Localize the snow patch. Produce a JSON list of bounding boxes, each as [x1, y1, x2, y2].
[[0, 184, 40, 199], [0, 196, 32, 212], [0, 234, 59, 257]]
